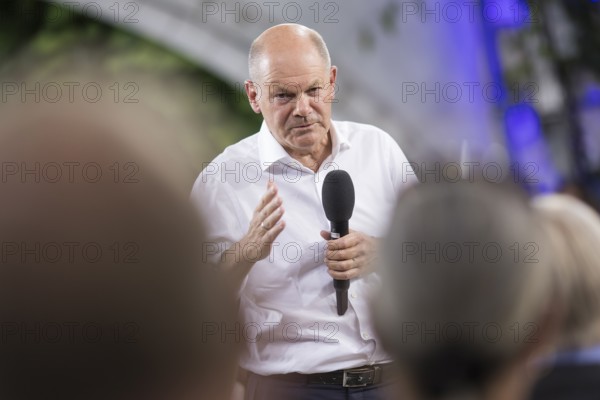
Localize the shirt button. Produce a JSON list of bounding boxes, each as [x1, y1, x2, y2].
[[362, 332, 370, 340], [351, 292, 357, 299]]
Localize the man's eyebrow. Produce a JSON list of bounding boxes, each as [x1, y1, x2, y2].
[[270, 83, 291, 91], [268, 80, 322, 93]]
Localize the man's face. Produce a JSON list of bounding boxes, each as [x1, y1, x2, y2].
[[245, 46, 337, 157]]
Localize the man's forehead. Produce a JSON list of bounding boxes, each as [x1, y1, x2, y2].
[[266, 77, 326, 91], [258, 61, 328, 85], [255, 44, 327, 76]]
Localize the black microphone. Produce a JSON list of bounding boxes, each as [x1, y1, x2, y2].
[[322, 170, 355, 316]]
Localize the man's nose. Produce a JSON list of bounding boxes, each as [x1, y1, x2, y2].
[[293, 93, 311, 117]]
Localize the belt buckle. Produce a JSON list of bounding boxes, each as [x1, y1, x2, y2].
[[342, 366, 380, 388]]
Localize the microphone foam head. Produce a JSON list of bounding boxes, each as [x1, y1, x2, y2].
[[322, 170, 355, 222]]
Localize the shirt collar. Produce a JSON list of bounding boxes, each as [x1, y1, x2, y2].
[[258, 120, 351, 171], [330, 121, 352, 158], [258, 121, 291, 170]]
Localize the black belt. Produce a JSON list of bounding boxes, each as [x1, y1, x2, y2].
[[254, 363, 396, 388]]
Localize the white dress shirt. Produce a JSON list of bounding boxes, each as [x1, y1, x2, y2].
[[191, 120, 416, 375]]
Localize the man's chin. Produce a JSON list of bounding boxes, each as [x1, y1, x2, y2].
[[291, 130, 322, 146]]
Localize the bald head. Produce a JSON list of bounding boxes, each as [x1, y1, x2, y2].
[[248, 24, 331, 82]]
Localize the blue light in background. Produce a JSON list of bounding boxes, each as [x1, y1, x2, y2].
[[578, 84, 600, 192], [482, 0, 531, 29], [581, 84, 600, 108], [504, 103, 563, 194]]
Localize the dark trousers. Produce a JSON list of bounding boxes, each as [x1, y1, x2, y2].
[[244, 372, 399, 400]]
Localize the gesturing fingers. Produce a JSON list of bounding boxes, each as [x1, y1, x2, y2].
[[255, 182, 283, 230], [260, 204, 285, 233], [241, 182, 286, 263], [261, 218, 286, 242], [254, 181, 278, 216]]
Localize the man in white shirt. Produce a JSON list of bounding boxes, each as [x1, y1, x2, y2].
[[191, 23, 415, 400]]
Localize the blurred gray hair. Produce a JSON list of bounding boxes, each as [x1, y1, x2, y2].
[[374, 180, 557, 399], [533, 194, 600, 349]]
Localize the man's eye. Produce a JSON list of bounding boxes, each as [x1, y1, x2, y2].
[[275, 93, 291, 100], [307, 87, 322, 97]]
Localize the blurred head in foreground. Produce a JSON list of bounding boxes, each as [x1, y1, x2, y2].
[[532, 194, 600, 350], [0, 102, 238, 400], [374, 180, 559, 400]]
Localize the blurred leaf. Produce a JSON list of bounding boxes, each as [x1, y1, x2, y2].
[[380, 1, 399, 34]]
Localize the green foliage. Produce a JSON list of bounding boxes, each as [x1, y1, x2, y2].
[[0, 0, 262, 173], [0, 0, 46, 59]]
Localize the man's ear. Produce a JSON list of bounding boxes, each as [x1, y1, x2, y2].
[[329, 65, 337, 86], [244, 80, 261, 114], [326, 66, 338, 103]]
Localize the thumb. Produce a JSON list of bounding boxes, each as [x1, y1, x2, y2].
[[320, 230, 331, 240]]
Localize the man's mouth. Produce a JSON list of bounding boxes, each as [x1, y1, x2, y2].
[[292, 122, 315, 129]]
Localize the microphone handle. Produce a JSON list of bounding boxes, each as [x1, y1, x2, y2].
[[331, 221, 350, 315]]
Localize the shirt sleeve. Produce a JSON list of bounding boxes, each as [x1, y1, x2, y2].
[[190, 171, 243, 266]]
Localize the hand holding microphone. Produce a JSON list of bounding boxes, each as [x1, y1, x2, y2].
[[321, 170, 354, 315], [321, 170, 378, 315], [320, 230, 378, 280]]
